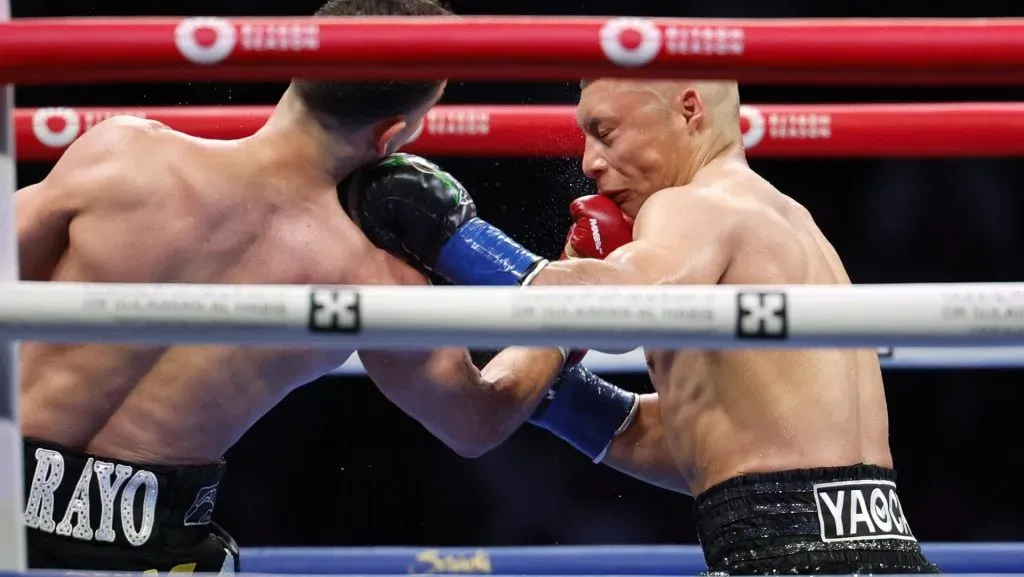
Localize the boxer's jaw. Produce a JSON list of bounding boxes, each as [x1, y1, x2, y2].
[[578, 79, 692, 217]]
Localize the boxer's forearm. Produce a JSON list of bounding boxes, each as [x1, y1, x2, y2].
[[476, 346, 568, 439], [601, 394, 692, 494], [529, 241, 675, 286], [361, 347, 563, 458], [530, 258, 641, 286]]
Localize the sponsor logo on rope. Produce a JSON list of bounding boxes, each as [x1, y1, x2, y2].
[[32, 108, 150, 149], [739, 105, 765, 150], [739, 107, 832, 150], [735, 291, 787, 339], [599, 17, 744, 68], [175, 18, 320, 65], [663, 25, 744, 56], [409, 549, 493, 574], [31, 108, 80, 148], [175, 18, 238, 65], [599, 18, 662, 68], [24, 448, 159, 546], [308, 288, 361, 333], [813, 480, 916, 543], [238, 22, 320, 52], [425, 109, 491, 137]]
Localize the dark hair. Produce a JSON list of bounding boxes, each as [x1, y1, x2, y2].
[[291, 0, 453, 128]]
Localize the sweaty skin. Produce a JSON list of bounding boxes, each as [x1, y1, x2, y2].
[[16, 87, 556, 466], [529, 79, 890, 494], [16, 115, 418, 465]]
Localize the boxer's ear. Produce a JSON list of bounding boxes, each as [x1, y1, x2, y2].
[[676, 87, 705, 132], [373, 117, 409, 156]]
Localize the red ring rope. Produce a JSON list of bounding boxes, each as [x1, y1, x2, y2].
[[2, 17, 1024, 85], [14, 103, 1024, 161]]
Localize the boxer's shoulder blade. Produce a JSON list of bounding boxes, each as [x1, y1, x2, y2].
[[47, 115, 171, 190]]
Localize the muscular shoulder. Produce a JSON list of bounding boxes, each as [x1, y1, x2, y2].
[[60, 116, 170, 167], [42, 116, 176, 205], [633, 184, 746, 249], [640, 176, 802, 244]]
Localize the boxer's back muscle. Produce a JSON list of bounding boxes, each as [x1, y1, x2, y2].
[[647, 166, 890, 493], [18, 118, 415, 464]]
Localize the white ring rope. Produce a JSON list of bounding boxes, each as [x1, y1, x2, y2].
[[2, 281, 1024, 349]]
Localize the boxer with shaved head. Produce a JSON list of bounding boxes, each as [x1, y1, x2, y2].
[[340, 77, 940, 575]]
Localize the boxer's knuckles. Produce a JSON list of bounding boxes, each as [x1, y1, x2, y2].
[[338, 153, 477, 273]]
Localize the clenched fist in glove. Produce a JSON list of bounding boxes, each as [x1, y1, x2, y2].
[[563, 195, 634, 260], [558, 195, 635, 365], [338, 153, 549, 286]]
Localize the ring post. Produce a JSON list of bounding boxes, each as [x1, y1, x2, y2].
[[0, 0, 27, 570]]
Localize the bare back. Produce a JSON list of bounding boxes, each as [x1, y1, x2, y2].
[[17, 117, 422, 465], [643, 161, 890, 494]]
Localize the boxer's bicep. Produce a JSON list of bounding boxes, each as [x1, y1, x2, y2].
[[15, 182, 74, 280], [533, 195, 732, 286], [629, 192, 735, 285], [16, 120, 151, 280]]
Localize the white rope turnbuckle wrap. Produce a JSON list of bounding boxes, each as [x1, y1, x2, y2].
[[1, 281, 1024, 349]]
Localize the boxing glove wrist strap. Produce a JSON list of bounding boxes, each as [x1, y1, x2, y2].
[[436, 218, 547, 286], [529, 365, 639, 463]]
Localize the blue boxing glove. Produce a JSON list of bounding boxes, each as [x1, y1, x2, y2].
[[529, 364, 639, 462], [338, 153, 549, 286]]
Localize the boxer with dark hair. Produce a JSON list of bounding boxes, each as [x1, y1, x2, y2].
[[11, 0, 558, 572], [340, 78, 939, 575]]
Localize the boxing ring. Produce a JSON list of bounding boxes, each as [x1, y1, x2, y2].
[[4, 11, 1024, 575], [235, 543, 1024, 574]]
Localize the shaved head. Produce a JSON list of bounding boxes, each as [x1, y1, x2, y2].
[[574, 78, 743, 214], [581, 78, 741, 141]]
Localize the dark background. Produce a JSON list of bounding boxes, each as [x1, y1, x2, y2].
[[11, 0, 1024, 548]]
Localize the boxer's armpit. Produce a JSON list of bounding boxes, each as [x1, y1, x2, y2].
[[601, 394, 691, 494]]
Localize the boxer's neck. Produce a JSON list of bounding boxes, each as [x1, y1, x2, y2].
[[685, 143, 748, 187], [675, 134, 744, 187], [252, 90, 376, 182]]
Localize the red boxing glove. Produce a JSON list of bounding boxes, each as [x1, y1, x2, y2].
[[563, 195, 634, 260], [559, 196, 633, 367]]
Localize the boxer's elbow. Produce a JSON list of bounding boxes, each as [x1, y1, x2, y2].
[[422, 353, 527, 458], [447, 435, 498, 459], [447, 378, 528, 458]]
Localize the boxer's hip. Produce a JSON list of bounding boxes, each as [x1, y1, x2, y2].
[[23, 437, 236, 572], [693, 464, 939, 575]]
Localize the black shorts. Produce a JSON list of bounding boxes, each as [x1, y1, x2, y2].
[[693, 464, 940, 575], [23, 437, 238, 573]]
